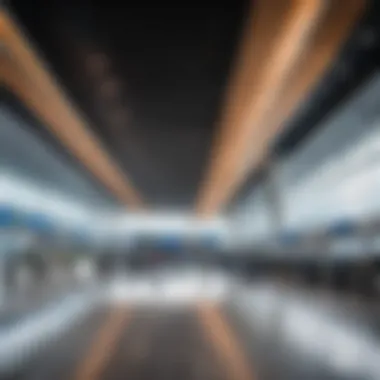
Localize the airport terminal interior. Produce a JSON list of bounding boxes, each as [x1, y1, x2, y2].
[[1, 0, 380, 379]]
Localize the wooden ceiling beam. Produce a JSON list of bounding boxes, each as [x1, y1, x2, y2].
[[196, 0, 325, 216], [247, 0, 367, 172], [0, 10, 144, 209]]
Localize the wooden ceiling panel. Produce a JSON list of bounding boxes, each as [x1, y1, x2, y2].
[[197, 0, 326, 215], [0, 10, 144, 209]]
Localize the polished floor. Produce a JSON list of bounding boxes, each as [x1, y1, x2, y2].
[[2, 290, 378, 380], [5, 304, 255, 380]]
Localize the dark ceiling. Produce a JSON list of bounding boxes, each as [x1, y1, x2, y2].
[[7, 1, 380, 214], [9, 0, 248, 209]]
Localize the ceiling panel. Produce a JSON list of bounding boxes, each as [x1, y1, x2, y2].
[[9, 0, 248, 208]]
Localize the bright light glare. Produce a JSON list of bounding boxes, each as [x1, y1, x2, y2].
[[0, 171, 94, 226], [283, 126, 380, 229], [107, 269, 231, 305]]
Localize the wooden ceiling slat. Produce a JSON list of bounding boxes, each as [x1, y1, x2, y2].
[[197, 0, 325, 215], [0, 11, 143, 208], [247, 0, 367, 171]]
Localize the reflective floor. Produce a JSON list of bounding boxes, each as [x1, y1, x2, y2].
[[6, 306, 234, 380], [1, 279, 380, 380]]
